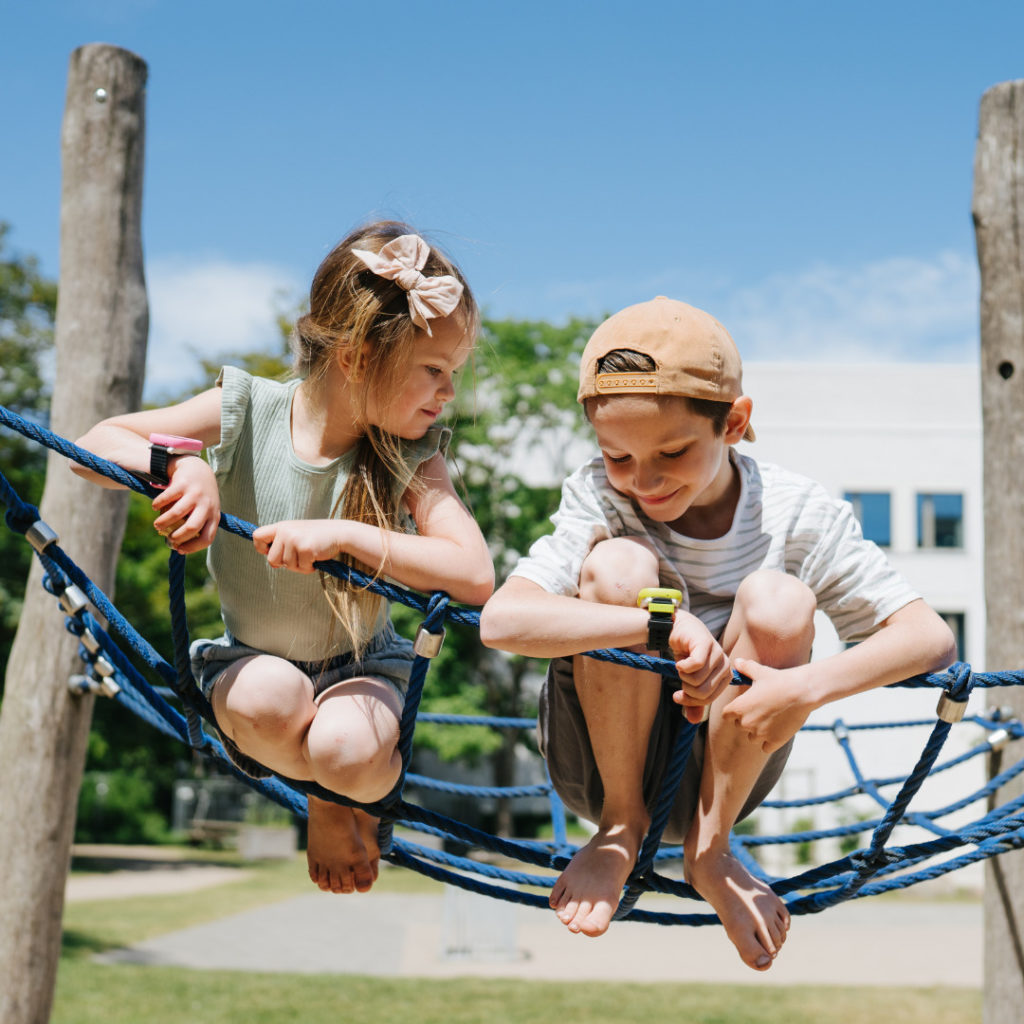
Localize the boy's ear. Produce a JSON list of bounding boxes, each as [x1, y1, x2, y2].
[[723, 396, 753, 444]]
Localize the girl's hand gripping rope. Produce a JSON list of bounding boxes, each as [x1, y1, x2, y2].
[[152, 455, 220, 554]]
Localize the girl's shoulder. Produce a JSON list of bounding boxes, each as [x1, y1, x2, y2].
[[402, 424, 451, 465]]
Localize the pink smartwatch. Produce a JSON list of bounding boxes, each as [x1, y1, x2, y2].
[[147, 433, 202, 487]]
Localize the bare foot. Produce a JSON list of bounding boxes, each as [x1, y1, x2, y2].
[[306, 796, 380, 894], [685, 848, 790, 970], [549, 821, 646, 936]]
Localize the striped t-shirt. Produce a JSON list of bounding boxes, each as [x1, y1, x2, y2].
[[511, 451, 918, 642]]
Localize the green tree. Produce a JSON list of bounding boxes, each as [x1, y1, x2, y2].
[[0, 224, 57, 684], [420, 316, 596, 832]]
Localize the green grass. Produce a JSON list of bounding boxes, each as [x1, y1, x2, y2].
[[53, 966, 981, 1024], [55, 847, 981, 1024]]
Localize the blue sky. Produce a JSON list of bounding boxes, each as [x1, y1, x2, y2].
[[4, 1, 1022, 398]]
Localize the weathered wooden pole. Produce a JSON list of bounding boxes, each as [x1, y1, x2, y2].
[[973, 78, 1024, 1024], [0, 44, 148, 1024]]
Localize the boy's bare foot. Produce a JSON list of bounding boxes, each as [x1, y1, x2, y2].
[[548, 820, 646, 937], [684, 847, 790, 970], [306, 796, 380, 894]]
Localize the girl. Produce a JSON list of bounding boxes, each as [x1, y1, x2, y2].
[[73, 222, 494, 895]]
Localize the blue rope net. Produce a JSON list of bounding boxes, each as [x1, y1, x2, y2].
[[3, 401, 1024, 926]]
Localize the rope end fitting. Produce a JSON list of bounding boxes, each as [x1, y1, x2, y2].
[[26, 520, 59, 554], [987, 727, 1012, 752], [936, 692, 968, 724], [59, 584, 89, 616], [68, 655, 121, 699], [413, 624, 445, 659]]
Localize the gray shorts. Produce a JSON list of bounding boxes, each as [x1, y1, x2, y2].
[[190, 625, 415, 707], [538, 656, 793, 845]]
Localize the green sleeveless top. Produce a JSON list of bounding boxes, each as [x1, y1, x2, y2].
[[206, 366, 448, 661]]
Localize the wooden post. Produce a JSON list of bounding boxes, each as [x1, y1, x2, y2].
[[0, 44, 148, 1024], [974, 78, 1024, 1024]]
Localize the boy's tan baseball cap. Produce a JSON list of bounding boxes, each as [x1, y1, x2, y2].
[[577, 295, 754, 441]]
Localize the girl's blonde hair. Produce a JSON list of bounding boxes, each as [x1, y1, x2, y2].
[[291, 221, 477, 658]]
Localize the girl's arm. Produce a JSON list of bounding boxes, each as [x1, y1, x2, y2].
[[73, 387, 224, 554], [724, 598, 957, 753], [253, 451, 495, 606], [72, 387, 223, 485]]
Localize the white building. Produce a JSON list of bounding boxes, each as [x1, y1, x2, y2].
[[739, 362, 988, 885]]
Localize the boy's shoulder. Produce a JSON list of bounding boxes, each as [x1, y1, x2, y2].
[[737, 451, 833, 502]]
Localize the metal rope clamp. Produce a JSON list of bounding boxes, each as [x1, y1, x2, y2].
[[413, 624, 445, 658], [987, 727, 1012, 752], [936, 692, 968, 724], [26, 520, 59, 554], [59, 584, 89, 616]]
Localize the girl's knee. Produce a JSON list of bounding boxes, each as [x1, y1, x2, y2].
[[215, 657, 314, 737], [306, 692, 401, 801], [579, 537, 660, 606], [307, 725, 399, 801]]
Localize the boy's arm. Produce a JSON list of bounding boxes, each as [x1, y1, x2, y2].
[[723, 598, 957, 753], [480, 576, 651, 657]]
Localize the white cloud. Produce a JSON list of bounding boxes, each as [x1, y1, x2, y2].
[[488, 250, 980, 364], [717, 251, 979, 363], [144, 257, 303, 401]]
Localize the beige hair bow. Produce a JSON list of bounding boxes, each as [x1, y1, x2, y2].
[[352, 234, 464, 334]]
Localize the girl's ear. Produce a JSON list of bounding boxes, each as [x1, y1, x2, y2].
[[338, 341, 372, 383], [724, 395, 753, 444]]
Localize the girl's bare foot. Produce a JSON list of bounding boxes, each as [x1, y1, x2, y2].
[[684, 847, 790, 970], [549, 820, 646, 936], [306, 796, 380, 894]]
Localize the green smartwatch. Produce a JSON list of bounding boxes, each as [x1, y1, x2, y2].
[[637, 587, 683, 659]]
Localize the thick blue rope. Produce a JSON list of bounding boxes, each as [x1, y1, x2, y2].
[[4, 401, 1024, 925]]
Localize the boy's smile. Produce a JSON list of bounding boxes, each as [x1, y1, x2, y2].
[[589, 394, 748, 538]]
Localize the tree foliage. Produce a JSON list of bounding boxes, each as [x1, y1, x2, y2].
[[0, 224, 57, 682]]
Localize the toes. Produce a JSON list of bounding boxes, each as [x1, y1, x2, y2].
[[549, 881, 568, 911], [556, 898, 580, 925]]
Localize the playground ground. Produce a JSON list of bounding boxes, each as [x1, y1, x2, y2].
[[68, 846, 982, 988]]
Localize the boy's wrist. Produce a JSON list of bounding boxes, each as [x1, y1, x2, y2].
[[637, 587, 684, 658]]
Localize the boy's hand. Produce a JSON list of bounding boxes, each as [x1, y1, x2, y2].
[[253, 519, 345, 574], [668, 612, 733, 724], [722, 657, 816, 753], [151, 456, 220, 555]]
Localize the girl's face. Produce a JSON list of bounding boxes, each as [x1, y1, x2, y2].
[[367, 314, 474, 438]]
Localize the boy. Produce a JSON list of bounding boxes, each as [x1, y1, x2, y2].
[[479, 297, 955, 971]]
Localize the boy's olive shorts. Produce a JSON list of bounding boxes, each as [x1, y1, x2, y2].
[[538, 655, 794, 844]]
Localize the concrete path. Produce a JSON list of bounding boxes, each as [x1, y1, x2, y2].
[[93, 876, 982, 988]]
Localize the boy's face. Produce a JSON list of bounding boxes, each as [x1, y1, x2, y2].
[[588, 394, 743, 528]]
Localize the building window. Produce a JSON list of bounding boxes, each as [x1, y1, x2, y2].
[[845, 491, 891, 547], [938, 611, 966, 662], [917, 493, 963, 549]]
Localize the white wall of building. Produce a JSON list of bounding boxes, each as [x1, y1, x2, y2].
[[738, 362, 988, 885]]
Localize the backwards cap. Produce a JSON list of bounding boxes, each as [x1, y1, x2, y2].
[[577, 295, 755, 441]]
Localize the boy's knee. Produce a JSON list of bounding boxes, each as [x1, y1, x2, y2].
[[733, 571, 816, 652], [578, 538, 660, 607]]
